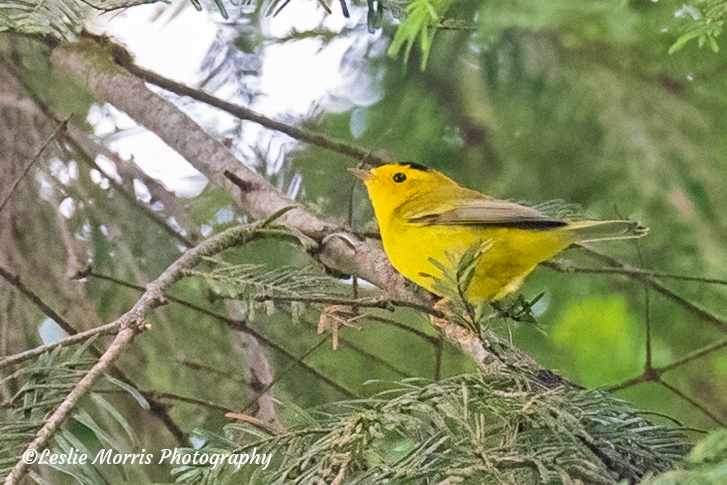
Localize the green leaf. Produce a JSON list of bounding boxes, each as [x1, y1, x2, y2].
[[91, 392, 138, 448], [388, 0, 454, 70], [104, 375, 150, 411]]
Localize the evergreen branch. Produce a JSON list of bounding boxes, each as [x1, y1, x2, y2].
[[0, 267, 188, 445], [86, 271, 359, 400], [0, 119, 66, 215], [3, 224, 300, 484], [186, 264, 347, 310], [109, 43, 387, 167], [4, 327, 136, 484], [250, 372, 689, 484], [89, 270, 420, 379], [158, 296, 359, 400], [88, 270, 410, 397], [254, 294, 445, 318]]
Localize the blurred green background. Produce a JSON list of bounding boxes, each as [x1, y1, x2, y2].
[[2, 0, 727, 481]]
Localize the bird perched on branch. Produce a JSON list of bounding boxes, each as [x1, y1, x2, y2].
[[352, 163, 646, 306]]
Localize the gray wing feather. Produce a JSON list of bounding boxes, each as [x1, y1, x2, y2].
[[408, 199, 567, 228]]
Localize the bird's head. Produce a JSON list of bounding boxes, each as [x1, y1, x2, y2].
[[350, 163, 450, 217]]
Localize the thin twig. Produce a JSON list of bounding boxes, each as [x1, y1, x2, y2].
[[177, 360, 251, 384], [0, 323, 119, 370], [546, 263, 727, 286], [644, 286, 653, 371], [362, 314, 440, 345], [659, 380, 726, 427], [0, 119, 67, 215], [143, 390, 238, 415], [96, 387, 240, 416], [241, 337, 331, 414], [545, 249, 727, 334], [59, 132, 196, 248], [608, 339, 727, 392], [434, 336, 443, 381], [0, 266, 80, 337], [659, 339, 727, 375], [111, 46, 387, 167]]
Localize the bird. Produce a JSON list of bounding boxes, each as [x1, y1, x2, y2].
[[352, 163, 646, 306]]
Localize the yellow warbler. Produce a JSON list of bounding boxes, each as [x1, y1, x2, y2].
[[352, 163, 646, 305]]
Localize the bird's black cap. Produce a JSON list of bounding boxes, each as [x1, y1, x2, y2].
[[399, 162, 430, 172]]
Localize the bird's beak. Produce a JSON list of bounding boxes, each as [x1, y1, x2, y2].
[[348, 167, 373, 182]]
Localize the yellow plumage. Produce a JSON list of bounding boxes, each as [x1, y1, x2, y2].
[[353, 163, 646, 305]]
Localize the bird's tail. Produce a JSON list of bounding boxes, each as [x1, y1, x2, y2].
[[567, 220, 648, 243]]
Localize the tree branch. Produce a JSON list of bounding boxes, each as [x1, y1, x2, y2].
[[48, 36, 505, 382], [607, 339, 727, 392], [3, 224, 298, 484], [0, 322, 119, 370], [0, 266, 80, 337], [0, 265, 188, 445]]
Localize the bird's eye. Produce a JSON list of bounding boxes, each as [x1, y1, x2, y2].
[[393, 172, 407, 183]]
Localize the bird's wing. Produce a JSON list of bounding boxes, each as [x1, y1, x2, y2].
[[407, 198, 568, 229]]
